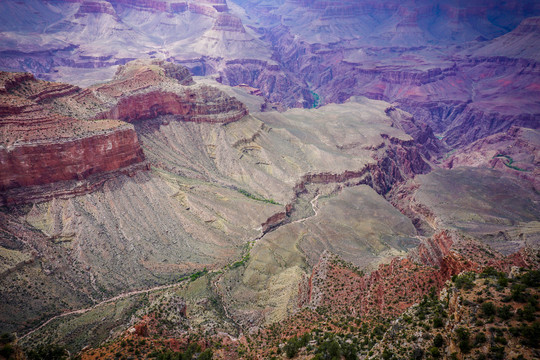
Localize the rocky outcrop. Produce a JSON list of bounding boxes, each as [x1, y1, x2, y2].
[[261, 134, 431, 233], [0, 60, 249, 204], [298, 226, 535, 321], [94, 88, 247, 124], [442, 106, 540, 147], [212, 13, 245, 33], [0, 125, 144, 192], [93, 60, 248, 124], [76, 1, 117, 17], [112, 0, 175, 13], [298, 241, 472, 319], [0, 71, 146, 200]]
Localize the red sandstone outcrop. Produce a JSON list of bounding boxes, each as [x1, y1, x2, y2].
[[298, 228, 536, 321], [92, 60, 247, 124], [0, 60, 248, 204], [0, 125, 144, 192], [0, 71, 146, 204], [94, 88, 247, 124]]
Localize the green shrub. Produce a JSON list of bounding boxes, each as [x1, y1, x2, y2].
[[284, 336, 300, 358], [0, 344, 14, 359], [26, 344, 68, 360], [497, 275, 508, 288], [382, 349, 394, 360], [474, 332, 486, 346], [497, 305, 513, 320], [429, 347, 440, 358], [520, 322, 540, 347], [481, 267, 498, 278], [517, 304, 536, 322], [481, 302, 496, 317], [489, 345, 505, 360], [411, 348, 423, 360], [433, 334, 444, 348], [455, 327, 471, 353], [198, 349, 213, 360], [520, 270, 540, 287], [494, 336, 507, 345], [511, 283, 528, 302], [454, 272, 476, 290], [0, 333, 14, 345], [317, 339, 341, 359]]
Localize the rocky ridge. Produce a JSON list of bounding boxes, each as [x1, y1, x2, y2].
[[0, 60, 248, 205]]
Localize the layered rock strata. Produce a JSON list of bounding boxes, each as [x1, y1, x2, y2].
[[0, 60, 248, 204]]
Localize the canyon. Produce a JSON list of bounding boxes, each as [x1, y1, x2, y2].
[[0, 1, 538, 359]]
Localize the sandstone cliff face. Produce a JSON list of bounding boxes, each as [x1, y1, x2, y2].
[[91, 60, 248, 124], [0, 60, 249, 204], [0, 125, 143, 192], [94, 88, 247, 124], [0, 71, 146, 204]]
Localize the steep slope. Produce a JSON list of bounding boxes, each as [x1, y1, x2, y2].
[[16, 88, 539, 356], [390, 167, 540, 254], [0, 71, 145, 205], [0, 0, 275, 86], [0, 60, 248, 205], [221, 0, 540, 145], [1, 0, 538, 147], [369, 268, 540, 360], [8, 90, 436, 347]]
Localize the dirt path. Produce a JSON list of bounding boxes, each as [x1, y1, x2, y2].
[[19, 279, 192, 341], [20, 194, 322, 341], [291, 193, 320, 224]]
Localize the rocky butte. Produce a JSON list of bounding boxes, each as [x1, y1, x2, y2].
[[0, 60, 247, 205]]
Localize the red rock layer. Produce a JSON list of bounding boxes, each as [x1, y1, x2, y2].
[[299, 229, 537, 320], [1, 60, 250, 203], [94, 88, 247, 124], [0, 126, 144, 192], [0, 71, 147, 201], [212, 13, 246, 33], [94, 61, 194, 98]]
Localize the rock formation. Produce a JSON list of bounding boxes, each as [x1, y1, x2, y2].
[[0, 71, 145, 203], [0, 60, 248, 204]]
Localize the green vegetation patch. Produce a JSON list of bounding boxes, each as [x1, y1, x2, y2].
[[236, 188, 280, 205]]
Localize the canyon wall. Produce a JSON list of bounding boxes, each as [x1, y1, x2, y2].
[[0, 60, 249, 204], [0, 125, 143, 192]]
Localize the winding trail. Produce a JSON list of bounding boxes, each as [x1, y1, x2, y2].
[[291, 194, 320, 224], [19, 281, 188, 341], [20, 192, 322, 341]]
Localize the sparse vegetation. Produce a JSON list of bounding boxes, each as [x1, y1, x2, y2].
[[236, 188, 280, 205]]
